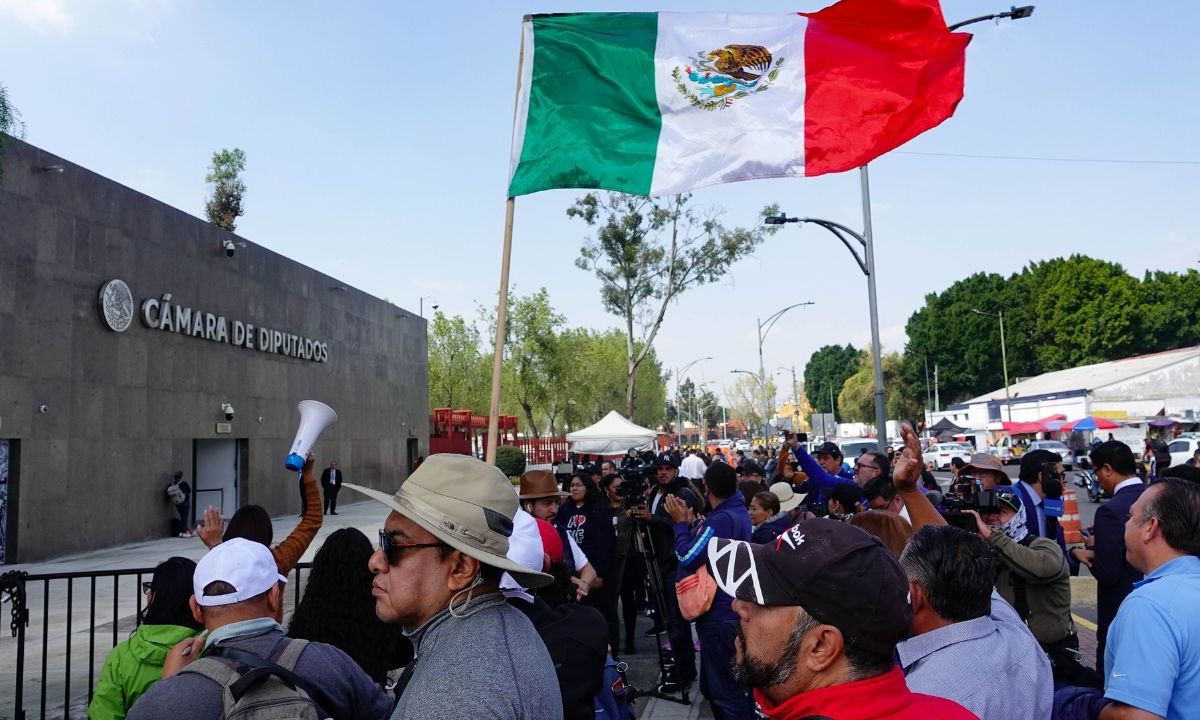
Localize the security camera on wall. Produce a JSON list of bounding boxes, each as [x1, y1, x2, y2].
[[221, 402, 235, 422], [223, 239, 236, 257]]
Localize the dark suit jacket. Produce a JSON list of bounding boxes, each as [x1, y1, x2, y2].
[[1014, 482, 1076, 573], [319, 467, 343, 487], [1092, 481, 1146, 642]]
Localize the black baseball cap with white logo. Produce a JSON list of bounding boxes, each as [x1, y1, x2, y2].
[[812, 441, 842, 457], [706, 518, 911, 656]]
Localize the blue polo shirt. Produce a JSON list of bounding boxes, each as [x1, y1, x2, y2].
[[1104, 555, 1200, 719]]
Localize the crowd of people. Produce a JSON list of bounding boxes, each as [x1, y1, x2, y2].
[[83, 423, 1200, 720]]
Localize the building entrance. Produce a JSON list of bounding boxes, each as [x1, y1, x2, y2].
[[194, 439, 246, 521]]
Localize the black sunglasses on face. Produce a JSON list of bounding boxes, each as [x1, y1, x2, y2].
[[378, 530, 443, 566]]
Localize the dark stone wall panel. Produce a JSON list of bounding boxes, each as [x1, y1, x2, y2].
[[0, 138, 429, 562]]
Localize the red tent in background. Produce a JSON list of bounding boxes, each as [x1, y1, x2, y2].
[[1002, 414, 1067, 435]]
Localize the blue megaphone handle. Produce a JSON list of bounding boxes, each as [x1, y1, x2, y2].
[[285, 453, 306, 472]]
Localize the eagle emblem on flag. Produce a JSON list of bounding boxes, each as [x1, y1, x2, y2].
[[672, 44, 784, 110]]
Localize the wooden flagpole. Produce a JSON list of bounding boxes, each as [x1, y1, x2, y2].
[[485, 24, 527, 464], [485, 199, 515, 464]]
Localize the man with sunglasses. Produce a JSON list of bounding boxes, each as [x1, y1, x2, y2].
[[344, 454, 562, 720]]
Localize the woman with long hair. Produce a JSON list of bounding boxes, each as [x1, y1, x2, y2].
[[849, 509, 914, 559], [557, 472, 618, 648], [287, 527, 413, 685], [89, 557, 204, 719]]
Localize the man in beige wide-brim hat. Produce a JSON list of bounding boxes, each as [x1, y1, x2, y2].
[[343, 454, 563, 719]]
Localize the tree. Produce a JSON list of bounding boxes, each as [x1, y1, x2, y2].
[[1139, 269, 1200, 352], [0, 82, 26, 183], [803, 344, 862, 419], [726, 375, 777, 439], [427, 311, 489, 413], [205, 148, 247, 232], [1020, 256, 1141, 369], [568, 192, 772, 417], [496, 289, 565, 439], [900, 271, 1032, 406], [837, 352, 923, 428]]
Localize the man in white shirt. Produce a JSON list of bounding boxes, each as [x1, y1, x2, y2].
[[680, 449, 707, 481]]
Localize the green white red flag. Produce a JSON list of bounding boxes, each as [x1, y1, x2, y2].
[[508, 0, 970, 197]]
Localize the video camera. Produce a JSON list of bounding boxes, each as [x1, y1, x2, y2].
[[616, 464, 651, 510], [940, 475, 1002, 533]]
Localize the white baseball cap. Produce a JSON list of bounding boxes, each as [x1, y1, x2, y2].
[[194, 537, 287, 607], [500, 509, 544, 602]]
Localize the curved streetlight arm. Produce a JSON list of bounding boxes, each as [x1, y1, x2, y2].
[[759, 301, 815, 343], [766, 215, 869, 275], [730, 369, 765, 388], [948, 5, 1034, 32]]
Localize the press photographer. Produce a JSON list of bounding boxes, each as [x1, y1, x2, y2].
[[628, 457, 702, 692], [964, 486, 1099, 688]]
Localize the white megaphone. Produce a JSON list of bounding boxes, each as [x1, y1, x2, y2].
[[285, 400, 338, 471]]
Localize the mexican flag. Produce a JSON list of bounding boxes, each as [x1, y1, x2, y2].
[[508, 0, 970, 197]]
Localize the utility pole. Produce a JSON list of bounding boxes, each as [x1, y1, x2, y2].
[[756, 303, 814, 442], [934, 363, 940, 414]]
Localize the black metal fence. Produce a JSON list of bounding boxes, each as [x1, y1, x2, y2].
[[0, 563, 311, 720]]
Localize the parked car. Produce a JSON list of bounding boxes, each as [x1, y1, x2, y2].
[[922, 443, 974, 470], [838, 438, 880, 461], [1026, 440, 1074, 470], [734, 438, 751, 451], [1168, 437, 1200, 467]]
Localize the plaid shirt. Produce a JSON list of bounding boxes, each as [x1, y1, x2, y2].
[[898, 593, 1052, 720]]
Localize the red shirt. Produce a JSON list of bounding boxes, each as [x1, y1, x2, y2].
[[754, 667, 979, 720]]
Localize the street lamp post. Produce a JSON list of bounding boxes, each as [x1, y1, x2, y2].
[[973, 308, 1012, 421], [948, 5, 1034, 31], [757, 302, 814, 443], [675, 356, 711, 443], [764, 211, 887, 449]]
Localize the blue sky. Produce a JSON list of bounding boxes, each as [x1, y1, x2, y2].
[[3, 0, 1198, 405]]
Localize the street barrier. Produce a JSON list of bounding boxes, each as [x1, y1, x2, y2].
[[0, 562, 312, 719]]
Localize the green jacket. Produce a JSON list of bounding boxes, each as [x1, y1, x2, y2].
[[88, 623, 199, 720], [987, 531, 1074, 646]]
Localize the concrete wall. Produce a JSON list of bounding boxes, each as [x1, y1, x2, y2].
[[0, 138, 428, 562]]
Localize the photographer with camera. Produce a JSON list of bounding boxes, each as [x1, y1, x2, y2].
[[964, 486, 1099, 689], [600, 472, 642, 656], [628, 457, 702, 692]]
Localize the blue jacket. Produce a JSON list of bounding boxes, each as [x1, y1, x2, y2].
[[673, 493, 752, 622], [791, 445, 857, 510], [751, 513, 792, 544]]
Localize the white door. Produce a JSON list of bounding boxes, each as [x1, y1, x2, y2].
[[195, 439, 239, 519]]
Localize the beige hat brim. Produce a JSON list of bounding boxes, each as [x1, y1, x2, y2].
[[342, 482, 552, 589]]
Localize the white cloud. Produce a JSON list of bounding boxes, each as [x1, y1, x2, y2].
[[0, 0, 73, 34]]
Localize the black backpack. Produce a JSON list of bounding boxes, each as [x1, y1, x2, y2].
[[178, 639, 333, 719]]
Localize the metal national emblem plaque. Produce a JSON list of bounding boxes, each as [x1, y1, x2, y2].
[[99, 279, 134, 332]]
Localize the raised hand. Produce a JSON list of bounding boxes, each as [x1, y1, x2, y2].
[[196, 505, 225, 549], [892, 422, 924, 493]]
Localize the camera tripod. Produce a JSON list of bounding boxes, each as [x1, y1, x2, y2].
[[631, 515, 691, 706]]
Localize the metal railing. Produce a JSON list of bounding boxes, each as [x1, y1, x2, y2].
[[0, 562, 312, 719]]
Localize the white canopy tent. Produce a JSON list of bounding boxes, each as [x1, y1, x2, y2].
[[566, 411, 658, 455]]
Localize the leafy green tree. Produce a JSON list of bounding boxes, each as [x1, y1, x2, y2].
[[568, 192, 772, 417], [497, 289, 565, 439], [0, 82, 26, 183], [1020, 256, 1141, 369], [427, 311, 488, 412], [803, 344, 862, 419], [205, 148, 247, 232], [900, 272, 1033, 406], [494, 445, 526, 478], [1138, 269, 1200, 352], [837, 352, 920, 426]]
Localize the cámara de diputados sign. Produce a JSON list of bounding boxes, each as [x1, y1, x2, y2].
[[99, 279, 329, 363]]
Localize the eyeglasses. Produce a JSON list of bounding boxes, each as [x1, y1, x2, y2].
[[141, 581, 153, 595], [378, 530, 443, 566], [855, 462, 880, 472], [569, 483, 584, 489]]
